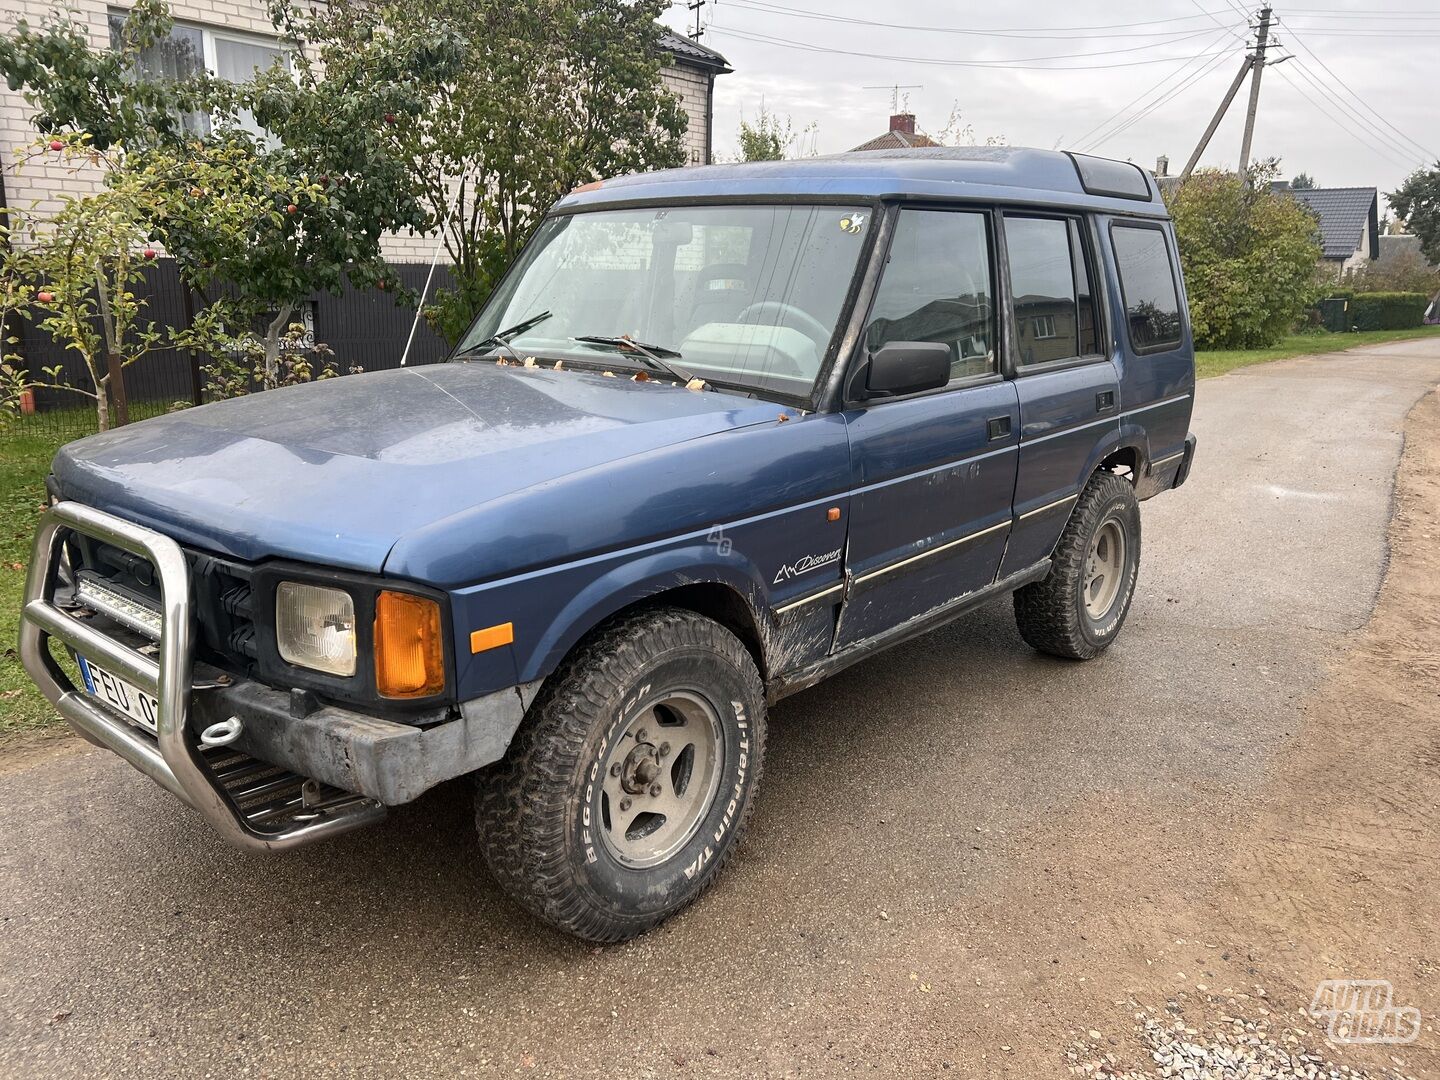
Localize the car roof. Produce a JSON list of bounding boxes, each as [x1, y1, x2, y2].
[[556, 147, 1170, 219]]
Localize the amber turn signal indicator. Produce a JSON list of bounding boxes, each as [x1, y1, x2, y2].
[[827, 507, 841, 522], [470, 622, 514, 654], [374, 591, 445, 698]]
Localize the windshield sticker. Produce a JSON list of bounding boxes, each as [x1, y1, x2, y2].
[[839, 214, 866, 235]]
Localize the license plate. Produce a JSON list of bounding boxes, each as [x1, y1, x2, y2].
[[78, 655, 159, 734]]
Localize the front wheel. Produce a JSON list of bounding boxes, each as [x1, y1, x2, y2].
[[1013, 471, 1141, 659], [474, 608, 766, 943]]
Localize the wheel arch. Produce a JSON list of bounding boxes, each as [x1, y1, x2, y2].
[[511, 549, 773, 689]]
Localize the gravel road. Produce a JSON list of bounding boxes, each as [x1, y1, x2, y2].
[[3, 339, 1439, 1079]]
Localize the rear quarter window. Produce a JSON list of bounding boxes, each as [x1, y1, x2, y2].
[[1110, 224, 1184, 353]]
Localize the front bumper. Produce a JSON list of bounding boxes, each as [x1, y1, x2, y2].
[[19, 503, 401, 852], [192, 677, 536, 807]]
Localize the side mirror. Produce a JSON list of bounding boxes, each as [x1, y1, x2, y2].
[[861, 341, 951, 399]]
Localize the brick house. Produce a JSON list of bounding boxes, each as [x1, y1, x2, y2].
[[0, 4, 729, 411], [851, 113, 940, 152]]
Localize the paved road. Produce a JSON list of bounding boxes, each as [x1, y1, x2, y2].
[[3, 340, 1439, 1079]]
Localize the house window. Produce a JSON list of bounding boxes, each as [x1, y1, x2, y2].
[[1032, 314, 1057, 339], [108, 10, 288, 139]]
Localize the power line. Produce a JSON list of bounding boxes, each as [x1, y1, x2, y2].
[[1070, 29, 1236, 150], [709, 27, 1237, 70], [1087, 45, 1238, 151], [1270, 63, 1415, 171], [1280, 23, 1438, 161], [1069, 29, 1232, 147], [1284, 55, 1426, 167], [719, 0, 1250, 38], [1283, 7, 1440, 16]]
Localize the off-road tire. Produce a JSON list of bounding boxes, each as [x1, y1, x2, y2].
[[1014, 471, 1141, 660], [474, 608, 766, 943]]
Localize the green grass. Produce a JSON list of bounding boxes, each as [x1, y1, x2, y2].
[[0, 430, 66, 745], [1196, 325, 1440, 379]]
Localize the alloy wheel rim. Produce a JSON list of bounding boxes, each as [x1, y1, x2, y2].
[[1083, 518, 1126, 620], [598, 689, 725, 869]]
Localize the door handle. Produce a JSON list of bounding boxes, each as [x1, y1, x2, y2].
[[986, 415, 1012, 441], [1096, 390, 1116, 413]]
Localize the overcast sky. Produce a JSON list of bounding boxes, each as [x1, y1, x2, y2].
[[659, 0, 1438, 214]]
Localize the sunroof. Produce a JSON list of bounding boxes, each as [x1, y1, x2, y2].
[[1066, 153, 1154, 202]]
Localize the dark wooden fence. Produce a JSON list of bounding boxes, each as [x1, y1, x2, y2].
[[11, 259, 457, 439]]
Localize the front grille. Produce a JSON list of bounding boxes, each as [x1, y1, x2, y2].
[[68, 537, 258, 672]]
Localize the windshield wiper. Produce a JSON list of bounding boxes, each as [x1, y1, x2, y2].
[[454, 310, 553, 362], [572, 334, 705, 388]]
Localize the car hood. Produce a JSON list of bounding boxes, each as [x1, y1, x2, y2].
[[52, 363, 784, 574]]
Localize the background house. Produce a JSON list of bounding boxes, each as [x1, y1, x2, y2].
[[851, 113, 940, 152], [0, 2, 729, 419], [1273, 183, 1380, 275]]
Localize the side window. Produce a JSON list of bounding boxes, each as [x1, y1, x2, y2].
[[1111, 225, 1184, 352], [864, 210, 995, 381], [1005, 215, 1102, 366]]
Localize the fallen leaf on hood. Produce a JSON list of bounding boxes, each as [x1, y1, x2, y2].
[[523, 356, 537, 367], [602, 370, 616, 378], [777, 413, 790, 422], [553, 360, 564, 370], [632, 370, 651, 382], [685, 377, 707, 391]]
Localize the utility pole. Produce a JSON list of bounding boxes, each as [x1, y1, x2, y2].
[[687, 0, 707, 41], [1179, 56, 1253, 180], [1237, 5, 1273, 179]]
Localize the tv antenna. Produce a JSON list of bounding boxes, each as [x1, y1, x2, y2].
[[864, 84, 923, 112], [688, 0, 708, 40]]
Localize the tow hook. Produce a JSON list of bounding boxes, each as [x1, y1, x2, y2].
[[199, 716, 243, 749]]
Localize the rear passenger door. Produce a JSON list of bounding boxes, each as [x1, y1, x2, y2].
[[997, 213, 1120, 577], [836, 207, 1020, 647]]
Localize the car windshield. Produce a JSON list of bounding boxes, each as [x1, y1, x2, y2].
[[455, 203, 873, 398]]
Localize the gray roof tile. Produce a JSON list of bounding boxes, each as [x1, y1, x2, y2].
[[657, 29, 732, 72], [1286, 186, 1378, 261]]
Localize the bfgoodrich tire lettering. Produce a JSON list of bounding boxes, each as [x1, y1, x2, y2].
[[474, 608, 766, 943], [1013, 471, 1141, 660]]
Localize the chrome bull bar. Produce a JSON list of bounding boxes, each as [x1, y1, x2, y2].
[[18, 501, 386, 851]]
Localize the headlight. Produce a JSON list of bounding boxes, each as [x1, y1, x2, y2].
[[275, 582, 357, 676]]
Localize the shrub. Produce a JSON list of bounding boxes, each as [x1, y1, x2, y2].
[[1166, 168, 1323, 349], [1347, 292, 1429, 330]]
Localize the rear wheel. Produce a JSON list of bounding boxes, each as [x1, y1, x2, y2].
[[1014, 471, 1141, 659], [474, 608, 766, 943]]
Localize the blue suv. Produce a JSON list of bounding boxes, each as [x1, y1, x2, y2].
[[20, 147, 1196, 941]]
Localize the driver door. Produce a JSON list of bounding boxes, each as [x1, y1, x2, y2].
[[836, 207, 1019, 647]]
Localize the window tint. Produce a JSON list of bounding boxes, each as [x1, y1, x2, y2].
[[1112, 225, 1183, 351], [865, 210, 994, 381], [1071, 220, 1100, 355], [1005, 215, 1102, 365], [1007, 217, 1078, 365]]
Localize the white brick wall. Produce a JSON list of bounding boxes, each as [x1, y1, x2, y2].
[[662, 64, 713, 168], [2, 1, 718, 261]]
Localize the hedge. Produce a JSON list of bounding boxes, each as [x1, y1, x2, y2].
[[1348, 291, 1429, 330]]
